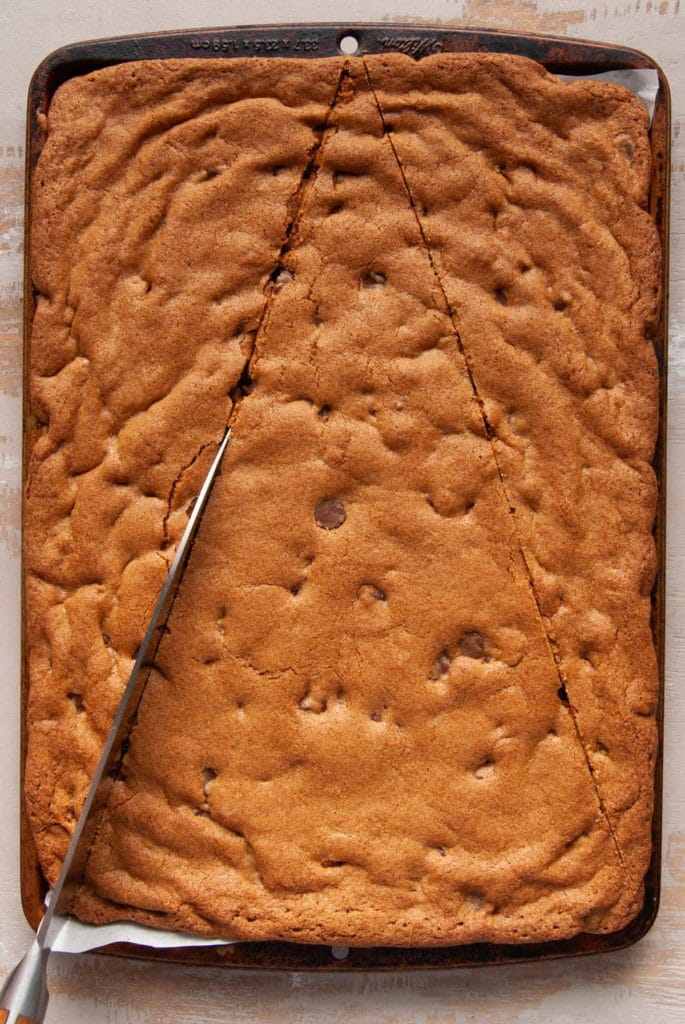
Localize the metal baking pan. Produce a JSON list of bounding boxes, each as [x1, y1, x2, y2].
[[22, 22, 670, 970]]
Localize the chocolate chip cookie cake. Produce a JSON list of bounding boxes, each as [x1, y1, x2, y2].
[[24, 52, 660, 945]]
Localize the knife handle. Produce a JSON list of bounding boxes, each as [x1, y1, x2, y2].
[[0, 939, 49, 1023]]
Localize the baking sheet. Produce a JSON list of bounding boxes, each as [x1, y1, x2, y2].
[[22, 23, 669, 970]]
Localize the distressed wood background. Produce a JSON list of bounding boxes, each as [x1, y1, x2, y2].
[[0, 0, 682, 1020]]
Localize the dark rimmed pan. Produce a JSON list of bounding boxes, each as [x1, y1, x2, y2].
[[22, 22, 670, 971]]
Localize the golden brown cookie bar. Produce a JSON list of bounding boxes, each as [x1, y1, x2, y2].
[[25, 53, 658, 945]]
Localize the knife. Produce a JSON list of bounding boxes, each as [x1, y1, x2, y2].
[[1, 427, 232, 1024]]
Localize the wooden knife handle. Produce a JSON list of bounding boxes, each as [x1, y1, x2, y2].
[[0, 1013, 39, 1023]]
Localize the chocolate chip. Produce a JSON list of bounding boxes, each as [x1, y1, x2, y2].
[[333, 169, 360, 185], [618, 138, 634, 162], [474, 758, 494, 780], [67, 692, 85, 713], [458, 631, 486, 659], [430, 650, 452, 679], [363, 270, 386, 288], [228, 370, 252, 404], [315, 499, 346, 530], [299, 693, 327, 713], [466, 891, 484, 911], [271, 268, 294, 292]]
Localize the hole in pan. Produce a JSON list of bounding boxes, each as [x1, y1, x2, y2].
[[339, 33, 360, 55]]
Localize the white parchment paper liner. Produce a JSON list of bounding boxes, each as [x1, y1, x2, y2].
[[49, 914, 229, 954], [43, 892, 230, 953]]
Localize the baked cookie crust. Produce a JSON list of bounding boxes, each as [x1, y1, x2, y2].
[[25, 53, 659, 946]]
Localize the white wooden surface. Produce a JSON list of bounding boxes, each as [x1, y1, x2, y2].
[[0, 0, 683, 1020]]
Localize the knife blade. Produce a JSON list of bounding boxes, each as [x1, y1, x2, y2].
[[1, 426, 231, 1024]]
